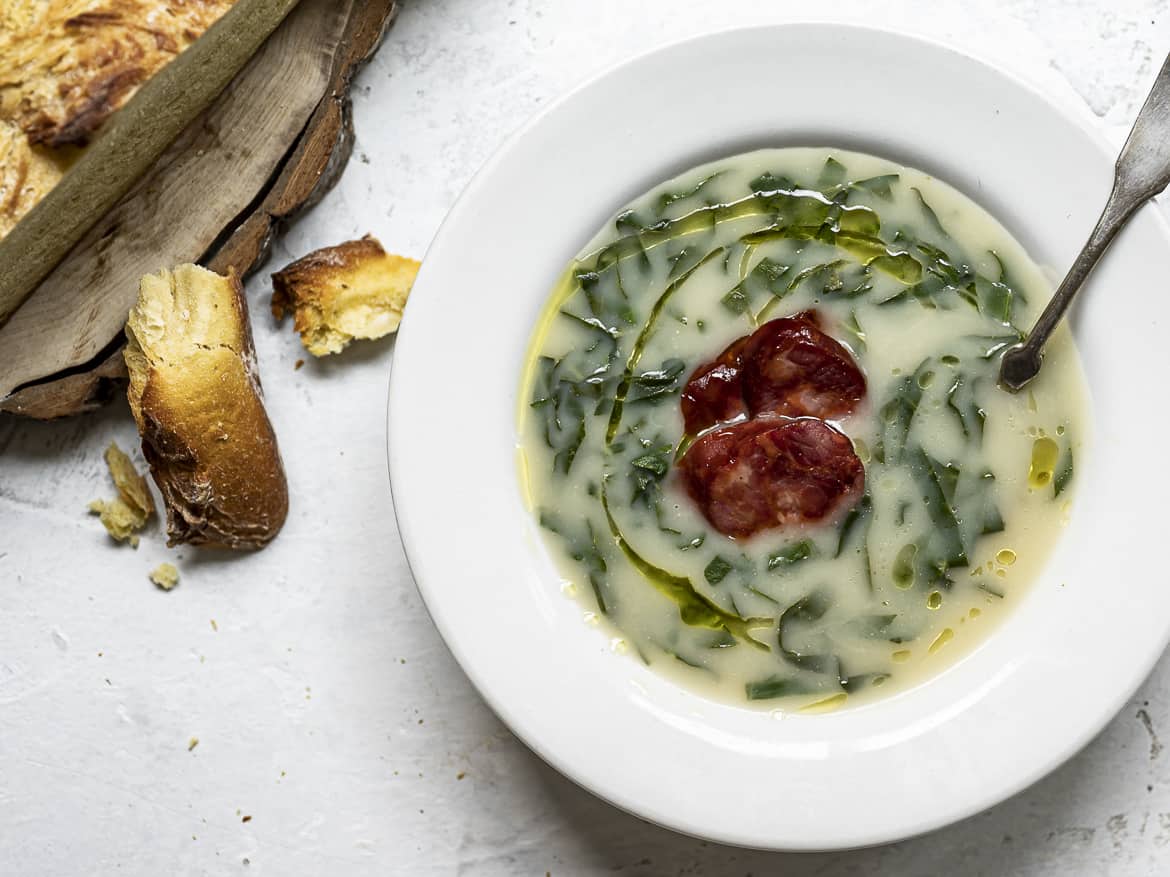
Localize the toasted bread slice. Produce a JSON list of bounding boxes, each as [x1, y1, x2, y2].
[[124, 263, 287, 549]]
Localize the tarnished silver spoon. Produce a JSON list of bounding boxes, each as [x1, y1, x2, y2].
[[1000, 52, 1170, 392]]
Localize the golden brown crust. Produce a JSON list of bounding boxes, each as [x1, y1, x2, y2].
[[124, 263, 288, 549], [271, 234, 419, 356], [0, 0, 236, 147], [0, 120, 74, 238], [0, 1, 234, 238]]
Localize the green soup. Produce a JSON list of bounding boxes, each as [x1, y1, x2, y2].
[[518, 147, 1086, 709]]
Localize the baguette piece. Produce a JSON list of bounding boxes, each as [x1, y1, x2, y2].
[[271, 234, 419, 356], [124, 264, 288, 549]]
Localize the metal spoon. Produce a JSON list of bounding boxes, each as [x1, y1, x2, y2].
[[999, 52, 1170, 392]]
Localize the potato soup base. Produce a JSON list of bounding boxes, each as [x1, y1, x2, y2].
[[518, 147, 1086, 711]]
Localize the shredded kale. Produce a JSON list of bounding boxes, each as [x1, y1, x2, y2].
[[1054, 442, 1074, 498], [704, 556, 733, 585], [767, 539, 816, 572]]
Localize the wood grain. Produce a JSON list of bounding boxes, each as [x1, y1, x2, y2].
[[207, 0, 397, 276], [0, 347, 126, 419]]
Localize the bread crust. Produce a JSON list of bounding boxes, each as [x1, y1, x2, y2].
[[0, 120, 72, 238], [0, 0, 236, 147], [0, 1, 234, 237], [124, 263, 287, 549], [271, 234, 418, 356]]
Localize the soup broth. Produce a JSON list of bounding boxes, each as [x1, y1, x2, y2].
[[518, 147, 1086, 708]]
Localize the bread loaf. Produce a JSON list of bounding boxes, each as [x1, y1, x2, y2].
[[124, 264, 288, 549]]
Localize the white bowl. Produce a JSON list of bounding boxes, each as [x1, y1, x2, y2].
[[387, 24, 1170, 850]]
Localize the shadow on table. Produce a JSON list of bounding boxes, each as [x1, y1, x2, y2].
[[521, 695, 1151, 877], [0, 396, 130, 461]]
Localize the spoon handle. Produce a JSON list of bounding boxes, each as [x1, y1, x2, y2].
[[1000, 51, 1170, 392]]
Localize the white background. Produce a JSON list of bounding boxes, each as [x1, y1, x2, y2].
[[2, 0, 1169, 873]]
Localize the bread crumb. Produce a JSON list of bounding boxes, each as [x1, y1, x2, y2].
[[271, 235, 419, 356], [88, 498, 143, 545], [294, 358, 304, 370], [188, 737, 199, 751], [149, 562, 180, 591], [210, 619, 218, 632], [241, 815, 252, 823], [105, 443, 155, 517], [88, 442, 155, 544]]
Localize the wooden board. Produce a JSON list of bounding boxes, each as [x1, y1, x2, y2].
[[0, 0, 397, 419]]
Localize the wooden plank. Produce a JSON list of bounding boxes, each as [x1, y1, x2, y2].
[[208, 0, 398, 276]]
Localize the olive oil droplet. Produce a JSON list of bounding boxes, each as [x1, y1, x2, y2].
[[928, 628, 954, 654], [801, 693, 848, 713], [926, 590, 942, 610], [893, 544, 917, 589], [1028, 436, 1060, 489], [996, 548, 1017, 566]]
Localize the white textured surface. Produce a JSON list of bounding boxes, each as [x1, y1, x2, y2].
[[1, 1, 1168, 873]]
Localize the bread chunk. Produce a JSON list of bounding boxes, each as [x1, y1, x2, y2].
[[271, 234, 419, 356], [124, 264, 288, 549]]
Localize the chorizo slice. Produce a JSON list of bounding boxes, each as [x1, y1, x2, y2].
[[678, 416, 864, 539], [740, 311, 866, 421], [680, 336, 749, 434]]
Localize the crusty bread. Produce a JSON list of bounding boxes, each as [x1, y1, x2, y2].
[[0, 120, 72, 238], [271, 234, 419, 356], [124, 263, 288, 549], [0, 0, 234, 237], [0, 0, 236, 147]]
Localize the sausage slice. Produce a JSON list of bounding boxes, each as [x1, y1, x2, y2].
[[678, 416, 864, 539], [740, 311, 866, 421]]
